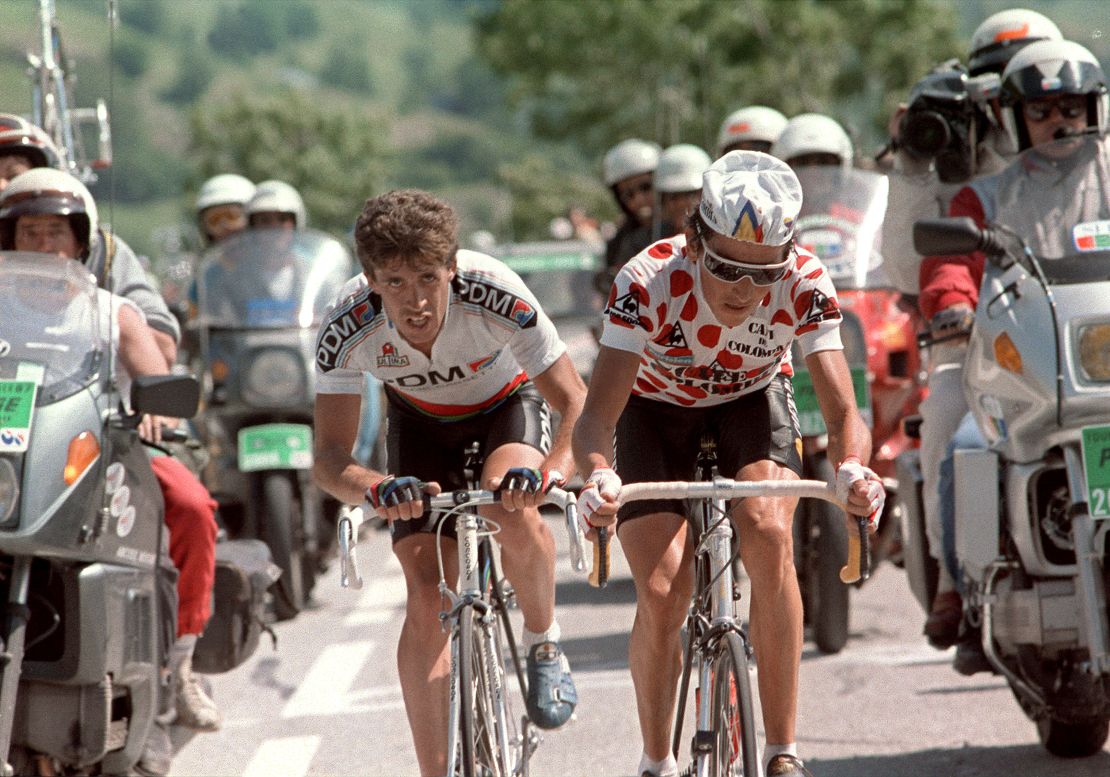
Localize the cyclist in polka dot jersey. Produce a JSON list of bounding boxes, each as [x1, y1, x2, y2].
[[573, 151, 884, 777]]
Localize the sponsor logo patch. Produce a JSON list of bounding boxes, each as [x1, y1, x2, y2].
[[455, 275, 537, 328], [376, 341, 410, 368]]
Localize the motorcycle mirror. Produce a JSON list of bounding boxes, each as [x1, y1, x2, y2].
[[913, 217, 983, 257], [131, 374, 200, 419]]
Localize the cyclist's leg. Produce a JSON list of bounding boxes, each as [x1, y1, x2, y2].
[[731, 459, 802, 748], [481, 441, 554, 634], [394, 531, 460, 777], [620, 512, 694, 761]]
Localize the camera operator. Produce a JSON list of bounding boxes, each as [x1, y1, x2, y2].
[[879, 7, 1062, 651]]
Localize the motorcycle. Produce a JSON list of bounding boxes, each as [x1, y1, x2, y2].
[[909, 132, 1110, 756], [0, 252, 198, 774], [790, 166, 925, 653], [192, 227, 354, 620]]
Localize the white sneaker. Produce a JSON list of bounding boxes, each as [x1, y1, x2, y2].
[[175, 656, 222, 731]]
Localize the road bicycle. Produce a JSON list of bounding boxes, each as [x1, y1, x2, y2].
[[337, 443, 586, 777], [596, 435, 869, 776]]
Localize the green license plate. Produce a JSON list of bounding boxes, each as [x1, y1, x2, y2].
[[1080, 425, 1110, 518], [0, 380, 38, 452], [238, 423, 313, 472], [791, 366, 871, 438]]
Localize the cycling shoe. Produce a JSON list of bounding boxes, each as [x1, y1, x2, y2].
[[525, 641, 577, 729]]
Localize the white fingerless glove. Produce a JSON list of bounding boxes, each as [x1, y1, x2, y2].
[[576, 467, 622, 533], [835, 457, 885, 528]]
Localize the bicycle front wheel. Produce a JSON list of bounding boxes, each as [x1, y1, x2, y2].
[[702, 631, 759, 777], [457, 604, 517, 777]]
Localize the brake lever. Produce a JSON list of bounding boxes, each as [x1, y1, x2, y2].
[[337, 506, 364, 590]]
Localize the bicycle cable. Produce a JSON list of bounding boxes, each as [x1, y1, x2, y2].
[[433, 499, 504, 601], [694, 501, 744, 610]]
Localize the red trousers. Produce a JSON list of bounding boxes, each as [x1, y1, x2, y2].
[[150, 456, 218, 638]]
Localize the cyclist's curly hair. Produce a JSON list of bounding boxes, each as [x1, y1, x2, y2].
[[354, 189, 459, 275]]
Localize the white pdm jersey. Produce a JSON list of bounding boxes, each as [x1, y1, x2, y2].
[[600, 234, 842, 406], [314, 249, 565, 421]]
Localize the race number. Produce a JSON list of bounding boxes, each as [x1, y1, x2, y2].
[[1080, 425, 1110, 517]]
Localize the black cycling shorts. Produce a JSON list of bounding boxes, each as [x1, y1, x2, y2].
[[614, 374, 802, 525], [384, 383, 551, 544]]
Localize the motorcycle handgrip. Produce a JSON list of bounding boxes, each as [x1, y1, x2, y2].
[[839, 515, 872, 585], [160, 426, 190, 443]]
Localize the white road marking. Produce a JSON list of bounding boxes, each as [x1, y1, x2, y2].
[[281, 640, 378, 719], [242, 735, 320, 777]]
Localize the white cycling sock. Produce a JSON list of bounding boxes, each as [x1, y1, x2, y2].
[[523, 620, 561, 651], [763, 742, 799, 771], [636, 752, 678, 777]]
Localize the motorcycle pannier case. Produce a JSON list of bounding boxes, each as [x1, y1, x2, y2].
[[193, 539, 280, 674]]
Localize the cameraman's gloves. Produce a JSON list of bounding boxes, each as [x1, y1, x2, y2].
[[835, 457, 885, 529], [366, 475, 424, 511], [576, 467, 621, 534]]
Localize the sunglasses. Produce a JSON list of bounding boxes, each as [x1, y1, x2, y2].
[[202, 208, 246, 231], [699, 237, 793, 286], [1023, 96, 1087, 123]]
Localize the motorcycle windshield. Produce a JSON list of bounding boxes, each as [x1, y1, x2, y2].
[[195, 228, 355, 328], [0, 252, 101, 402], [497, 241, 604, 318], [998, 133, 1110, 282], [793, 167, 890, 290]]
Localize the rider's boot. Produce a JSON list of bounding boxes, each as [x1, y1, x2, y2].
[[175, 652, 223, 731]]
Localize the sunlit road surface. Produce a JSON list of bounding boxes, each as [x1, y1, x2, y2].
[[172, 512, 1110, 776]]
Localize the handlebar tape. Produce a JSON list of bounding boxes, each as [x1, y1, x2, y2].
[[589, 526, 610, 588], [839, 516, 872, 584]]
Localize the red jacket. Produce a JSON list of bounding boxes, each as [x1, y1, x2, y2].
[[917, 186, 986, 321]]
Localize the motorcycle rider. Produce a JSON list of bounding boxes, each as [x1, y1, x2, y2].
[[312, 189, 587, 776], [0, 114, 63, 191], [246, 179, 307, 230], [653, 143, 712, 239], [0, 170, 223, 770], [603, 138, 662, 271], [883, 8, 1064, 650], [919, 38, 1108, 673], [195, 173, 255, 246], [771, 113, 854, 170], [716, 105, 788, 157]]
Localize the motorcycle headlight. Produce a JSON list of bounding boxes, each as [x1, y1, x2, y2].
[[242, 349, 307, 407], [1078, 323, 1110, 382], [0, 458, 18, 523]]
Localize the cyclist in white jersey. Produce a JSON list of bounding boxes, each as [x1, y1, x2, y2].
[[312, 189, 587, 777], [573, 152, 885, 777]]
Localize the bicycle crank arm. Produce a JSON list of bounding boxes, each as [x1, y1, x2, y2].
[[838, 516, 871, 584]]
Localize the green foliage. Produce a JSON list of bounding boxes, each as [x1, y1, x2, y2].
[[284, 1, 321, 40], [319, 43, 373, 94], [189, 90, 386, 234], [161, 47, 215, 105], [475, 0, 963, 154], [113, 31, 149, 79], [496, 151, 614, 241], [207, 1, 284, 61], [119, 0, 166, 35]]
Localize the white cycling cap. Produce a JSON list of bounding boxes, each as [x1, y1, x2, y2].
[[698, 150, 802, 247]]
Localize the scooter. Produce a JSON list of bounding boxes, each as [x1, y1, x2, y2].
[[791, 166, 925, 653], [191, 227, 354, 620], [908, 133, 1110, 756], [0, 252, 198, 774]]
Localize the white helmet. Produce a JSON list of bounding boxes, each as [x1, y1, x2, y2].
[[0, 167, 97, 256], [1000, 39, 1108, 151], [716, 106, 788, 155], [699, 151, 802, 248], [246, 179, 307, 229], [602, 138, 662, 186], [655, 144, 712, 193], [195, 173, 255, 214], [771, 113, 854, 167], [0, 114, 63, 170], [968, 8, 1062, 76]]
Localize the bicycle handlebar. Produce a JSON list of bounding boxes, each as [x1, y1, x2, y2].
[[614, 478, 871, 585], [337, 486, 587, 591]]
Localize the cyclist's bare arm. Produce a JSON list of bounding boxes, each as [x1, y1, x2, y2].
[[530, 353, 588, 480], [804, 349, 872, 467], [571, 345, 640, 526], [313, 392, 440, 522]]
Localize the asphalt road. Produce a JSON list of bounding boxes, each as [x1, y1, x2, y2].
[[171, 512, 1110, 777]]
